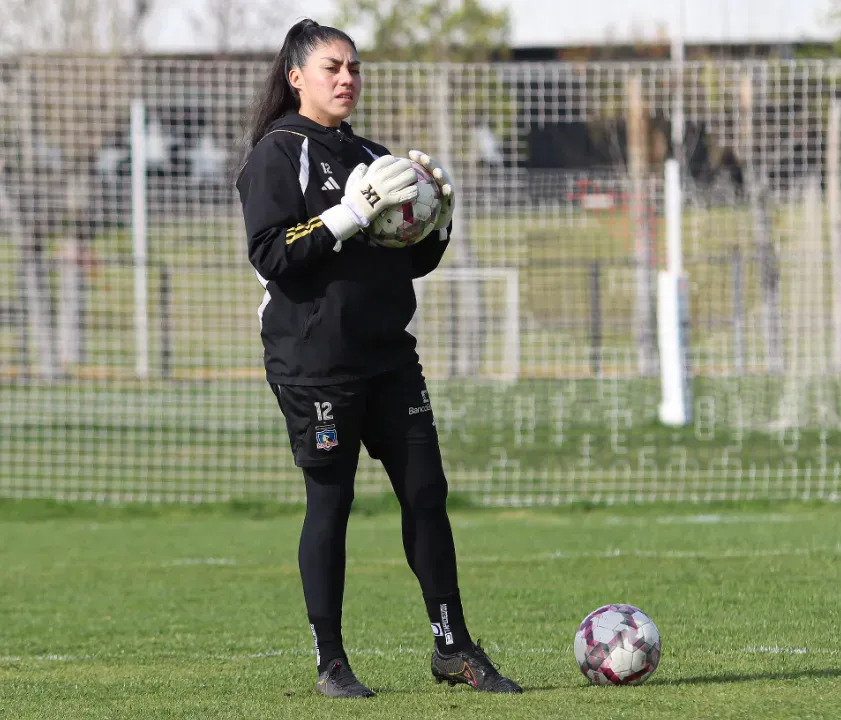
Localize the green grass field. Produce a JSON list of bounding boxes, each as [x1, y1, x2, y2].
[[3, 200, 840, 716], [1, 499, 840, 719]]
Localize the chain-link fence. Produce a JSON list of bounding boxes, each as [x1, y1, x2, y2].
[[2, 56, 840, 503]]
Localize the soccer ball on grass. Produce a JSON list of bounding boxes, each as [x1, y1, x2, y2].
[[366, 161, 442, 248], [573, 603, 661, 686]]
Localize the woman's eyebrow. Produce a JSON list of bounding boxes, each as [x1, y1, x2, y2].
[[321, 56, 361, 66]]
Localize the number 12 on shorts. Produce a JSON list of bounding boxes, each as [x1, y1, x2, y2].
[[314, 402, 333, 422]]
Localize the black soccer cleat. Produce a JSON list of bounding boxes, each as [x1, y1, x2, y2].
[[431, 641, 524, 693], [315, 658, 376, 698]]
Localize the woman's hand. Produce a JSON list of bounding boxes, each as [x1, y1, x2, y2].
[[409, 150, 455, 240], [321, 155, 418, 244], [343, 155, 419, 226]]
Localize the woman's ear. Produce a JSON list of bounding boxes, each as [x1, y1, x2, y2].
[[289, 67, 304, 92]]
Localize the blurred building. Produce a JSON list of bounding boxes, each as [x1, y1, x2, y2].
[[500, 39, 837, 62]]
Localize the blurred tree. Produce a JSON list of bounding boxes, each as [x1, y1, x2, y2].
[[189, 0, 293, 52], [333, 0, 510, 61], [1, 0, 154, 52]]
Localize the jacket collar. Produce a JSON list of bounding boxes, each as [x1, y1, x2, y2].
[[267, 112, 355, 141]]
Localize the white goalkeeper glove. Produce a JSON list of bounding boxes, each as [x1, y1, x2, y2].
[[408, 150, 455, 241], [320, 155, 419, 245]]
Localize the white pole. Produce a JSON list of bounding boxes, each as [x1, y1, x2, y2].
[[504, 269, 520, 381], [131, 98, 149, 380], [829, 99, 841, 371], [665, 159, 683, 273], [658, 159, 692, 426], [671, 0, 685, 162]]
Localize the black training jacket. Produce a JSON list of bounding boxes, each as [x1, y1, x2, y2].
[[236, 112, 450, 385]]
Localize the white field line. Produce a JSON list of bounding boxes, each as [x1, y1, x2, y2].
[[226, 645, 841, 662], [0, 647, 574, 664], [0, 654, 92, 662], [163, 545, 841, 571], [638, 513, 796, 526], [741, 646, 841, 657], [4, 646, 840, 665], [455, 512, 805, 529], [218, 646, 573, 661], [347, 545, 841, 567], [542, 546, 841, 561]]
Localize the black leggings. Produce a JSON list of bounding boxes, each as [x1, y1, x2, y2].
[[299, 429, 458, 621]]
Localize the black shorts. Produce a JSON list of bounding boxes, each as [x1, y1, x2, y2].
[[270, 363, 437, 468]]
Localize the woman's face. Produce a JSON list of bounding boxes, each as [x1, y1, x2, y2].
[[290, 40, 362, 127]]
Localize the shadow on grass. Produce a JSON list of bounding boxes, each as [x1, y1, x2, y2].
[[653, 668, 841, 685]]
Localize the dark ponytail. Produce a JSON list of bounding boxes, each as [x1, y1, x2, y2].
[[248, 19, 357, 149]]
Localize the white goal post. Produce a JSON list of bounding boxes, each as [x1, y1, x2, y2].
[[413, 267, 520, 381]]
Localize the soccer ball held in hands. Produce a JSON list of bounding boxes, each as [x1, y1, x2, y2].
[[365, 161, 443, 249]]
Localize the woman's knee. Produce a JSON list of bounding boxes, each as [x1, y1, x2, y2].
[[404, 471, 449, 515], [303, 464, 356, 516]]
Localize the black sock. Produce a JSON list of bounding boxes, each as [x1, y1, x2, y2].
[[425, 592, 472, 654], [309, 618, 346, 673]]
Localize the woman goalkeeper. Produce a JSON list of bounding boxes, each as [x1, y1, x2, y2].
[[236, 18, 522, 698]]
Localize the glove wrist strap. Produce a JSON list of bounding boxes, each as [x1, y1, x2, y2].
[[320, 204, 362, 244], [341, 196, 372, 228]]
